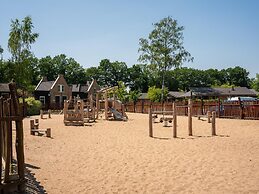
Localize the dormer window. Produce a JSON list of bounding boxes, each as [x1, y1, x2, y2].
[[59, 85, 64, 92]]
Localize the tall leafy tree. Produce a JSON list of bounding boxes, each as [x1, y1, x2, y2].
[[252, 73, 259, 92], [225, 66, 251, 87], [8, 16, 39, 87], [0, 45, 3, 60], [128, 64, 149, 92], [98, 59, 128, 87], [138, 16, 193, 100]]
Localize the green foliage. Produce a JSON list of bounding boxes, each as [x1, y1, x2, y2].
[[98, 59, 128, 87], [147, 86, 168, 102], [8, 16, 39, 87], [138, 16, 193, 92], [129, 90, 141, 103], [115, 81, 128, 103], [251, 73, 259, 92], [23, 97, 41, 116]]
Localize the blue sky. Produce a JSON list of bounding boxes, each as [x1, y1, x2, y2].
[[0, 0, 258, 77]]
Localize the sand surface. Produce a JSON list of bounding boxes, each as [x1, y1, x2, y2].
[[23, 113, 259, 194]]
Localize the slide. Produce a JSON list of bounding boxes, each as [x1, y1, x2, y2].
[[109, 107, 124, 121]]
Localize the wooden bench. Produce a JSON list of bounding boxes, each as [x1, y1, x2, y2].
[[30, 119, 51, 137]]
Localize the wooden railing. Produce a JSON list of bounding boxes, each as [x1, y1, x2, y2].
[[125, 100, 259, 120]]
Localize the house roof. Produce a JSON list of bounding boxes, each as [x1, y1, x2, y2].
[[138, 93, 149, 100], [181, 87, 257, 98], [250, 89, 259, 95], [168, 91, 185, 98], [0, 83, 10, 92], [70, 84, 89, 93], [36, 81, 55, 91]]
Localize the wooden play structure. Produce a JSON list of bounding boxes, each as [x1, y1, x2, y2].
[[148, 99, 217, 138], [63, 96, 98, 126], [97, 86, 128, 121], [0, 83, 25, 193], [30, 119, 51, 137], [40, 109, 51, 119]]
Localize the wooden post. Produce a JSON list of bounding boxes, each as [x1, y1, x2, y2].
[[113, 92, 116, 108], [172, 102, 177, 138], [0, 98, 3, 183], [105, 91, 108, 120], [188, 99, 193, 136], [96, 93, 99, 119], [30, 120, 35, 135], [64, 100, 68, 122], [149, 108, 153, 137], [3, 100, 11, 182], [40, 109, 43, 119], [9, 83, 25, 190], [90, 94, 93, 110], [212, 111, 216, 136], [207, 111, 211, 123], [48, 109, 51, 118], [46, 128, 51, 138]]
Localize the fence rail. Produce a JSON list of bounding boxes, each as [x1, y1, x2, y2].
[[125, 100, 259, 120]]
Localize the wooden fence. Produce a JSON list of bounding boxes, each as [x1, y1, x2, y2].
[[0, 83, 25, 193], [125, 100, 259, 120]]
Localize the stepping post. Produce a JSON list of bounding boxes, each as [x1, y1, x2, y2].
[[149, 108, 153, 137], [212, 111, 216, 136], [188, 99, 193, 136], [172, 102, 177, 138]]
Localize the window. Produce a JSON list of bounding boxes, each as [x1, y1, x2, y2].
[[59, 85, 64, 92], [39, 96, 45, 105]]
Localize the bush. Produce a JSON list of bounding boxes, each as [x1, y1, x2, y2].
[[22, 97, 42, 116]]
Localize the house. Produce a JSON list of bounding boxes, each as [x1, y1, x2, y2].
[[70, 79, 100, 100], [34, 75, 72, 109], [0, 83, 10, 98], [181, 87, 257, 99]]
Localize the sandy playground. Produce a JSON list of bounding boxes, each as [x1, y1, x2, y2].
[[23, 113, 259, 193]]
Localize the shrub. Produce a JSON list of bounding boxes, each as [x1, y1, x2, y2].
[[22, 97, 42, 116]]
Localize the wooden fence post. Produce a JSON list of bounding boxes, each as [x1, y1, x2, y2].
[[149, 108, 153, 137], [188, 99, 193, 136], [9, 83, 25, 191], [212, 111, 216, 136], [40, 110, 43, 119], [48, 109, 51, 118], [207, 111, 211, 123], [0, 98, 3, 183], [172, 102, 177, 138], [46, 128, 51, 138]]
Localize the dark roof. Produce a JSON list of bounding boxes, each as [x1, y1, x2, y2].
[[214, 87, 256, 97], [70, 84, 89, 93], [0, 83, 10, 92], [168, 91, 185, 98], [36, 81, 54, 91], [181, 87, 257, 98], [249, 89, 259, 95], [71, 84, 80, 92], [138, 93, 149, 100]]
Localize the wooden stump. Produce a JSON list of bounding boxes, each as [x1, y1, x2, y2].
[[46, 128, 51, 138], [212, 111, 216, 136]]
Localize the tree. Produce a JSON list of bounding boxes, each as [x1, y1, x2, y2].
[[98, 59, 128, 87], [115, 81, 128, 103], [252, 73, 259, 92], [128, 64, 149, 92], [147, 86, 168, 102], [128, 90, 141, 112], [0, 45, 3, 60], [8, 16, 39, 87], [138, 16, 193, 100], [225, 66, 251, 87]]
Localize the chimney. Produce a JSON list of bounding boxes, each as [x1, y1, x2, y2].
[[231, 86, 235, 91], [42, 76, 48, 82]]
